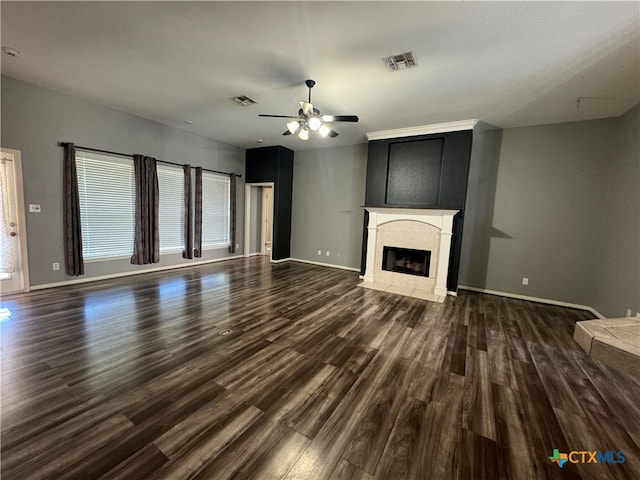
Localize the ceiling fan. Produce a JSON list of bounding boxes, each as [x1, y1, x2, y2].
[[259, 79, 359, 140]]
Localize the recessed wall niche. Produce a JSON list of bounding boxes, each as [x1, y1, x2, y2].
[[245, 145, 294, 261]]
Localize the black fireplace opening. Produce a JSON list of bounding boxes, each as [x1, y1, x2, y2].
[[382, 246, 431, 277]]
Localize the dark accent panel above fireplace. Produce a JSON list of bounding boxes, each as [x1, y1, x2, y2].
[[365, 130, 472, 209], [386, 138, 444, 206]]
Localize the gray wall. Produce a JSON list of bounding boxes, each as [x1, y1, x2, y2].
[[1, 76, 245, 287], [291, 144, 367, 269], [459, 124, 503, 289], [592, 105, 640, 317], [459, 110, 639, 317]]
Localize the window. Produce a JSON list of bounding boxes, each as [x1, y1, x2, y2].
[[76, 152, 136, 259], [157, 165, 184, 253], [77, 152, 187, 260], [201, 172, 230, 248]]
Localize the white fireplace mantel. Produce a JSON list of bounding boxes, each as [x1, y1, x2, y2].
[[362, 207, 459, 301]]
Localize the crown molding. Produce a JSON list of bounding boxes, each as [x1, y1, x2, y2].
[[366, 119, 479, 141]]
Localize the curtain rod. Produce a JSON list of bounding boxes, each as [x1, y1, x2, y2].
[[58, 142, 242, 178]]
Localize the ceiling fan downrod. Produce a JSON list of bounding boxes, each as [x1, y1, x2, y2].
[[305, 79, 315, 103]]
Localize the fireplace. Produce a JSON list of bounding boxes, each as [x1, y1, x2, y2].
[[360, 208, 459, 303], [382, 246, 431, 277]]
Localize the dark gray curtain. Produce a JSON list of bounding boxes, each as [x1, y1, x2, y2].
[[194, 167, 203, 257], [228, 174, 236, 254], [63, 143, 84, 276], [182, 164, 193, 259], [131, 155, 160, 265]]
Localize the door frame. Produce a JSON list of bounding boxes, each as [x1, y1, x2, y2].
[[1, 147, 30, 293], [260, 185, 273, 256], [244, 182, 275, 260]]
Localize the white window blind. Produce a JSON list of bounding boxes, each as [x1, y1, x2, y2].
[[76, 152, 135, 259], [201, 172, 230, 247], [157, 165, 184, 253]]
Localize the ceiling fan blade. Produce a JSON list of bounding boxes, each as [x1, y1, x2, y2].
[[322, 115, 359, 123], [258, 114, 298, 119], [282, 130, 292, 136], [328, 129, 339, 138], [300, 101, 314, 116]]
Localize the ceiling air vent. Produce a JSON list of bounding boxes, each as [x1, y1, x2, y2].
[[382, 51, 417, 72], [232, 95, 257, 107]]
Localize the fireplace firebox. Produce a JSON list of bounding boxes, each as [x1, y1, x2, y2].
[[382, 246, 431, 277]]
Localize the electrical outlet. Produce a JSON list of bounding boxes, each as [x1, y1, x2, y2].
[[236, 243, 239, 250], [326, 251, 330, 257], [522, 277, 529, 286], [317, 250, 322, 256], [626, 308, 632, 317], [52, 262, 60, 271], [29, 204, 41, 213]]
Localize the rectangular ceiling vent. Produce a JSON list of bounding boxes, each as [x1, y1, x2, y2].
[[232, 95, 257, 107], [382, 51, 418, 72]]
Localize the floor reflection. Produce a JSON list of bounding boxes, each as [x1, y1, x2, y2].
[[82, 287, 136, 324], [158, 276, 187, 299], [0, 306, 11, 321]]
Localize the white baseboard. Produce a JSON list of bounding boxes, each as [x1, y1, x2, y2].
[[269, 257, 291, 264], [289, 258, 360, 272], [31, 255, 245, 291], [458, 285, 605, 319]]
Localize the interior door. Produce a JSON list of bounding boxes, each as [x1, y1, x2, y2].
[[262, 186, 273, 256], [1, 149, 28, 294]]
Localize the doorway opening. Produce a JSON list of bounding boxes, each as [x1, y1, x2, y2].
[[244, 183, 274, 260]]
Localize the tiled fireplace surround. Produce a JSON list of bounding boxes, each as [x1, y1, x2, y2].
[[360, 208, 459, 303]]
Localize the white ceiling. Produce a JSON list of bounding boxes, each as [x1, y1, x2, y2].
[[1, 1, 638, 151]]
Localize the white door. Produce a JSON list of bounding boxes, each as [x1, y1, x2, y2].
[[261, 186, 273, 256], [1, 149, 29, 294]]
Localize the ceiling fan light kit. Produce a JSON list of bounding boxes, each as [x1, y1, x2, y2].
[[297, 128, 309, 140], [259, 79, 359, 140], [287, 120, 300, 134], [319, 125, 331, 138], [307, 116, 322, 131]]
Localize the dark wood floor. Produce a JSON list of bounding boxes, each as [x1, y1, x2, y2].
[[1, 258, 639, 480]]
